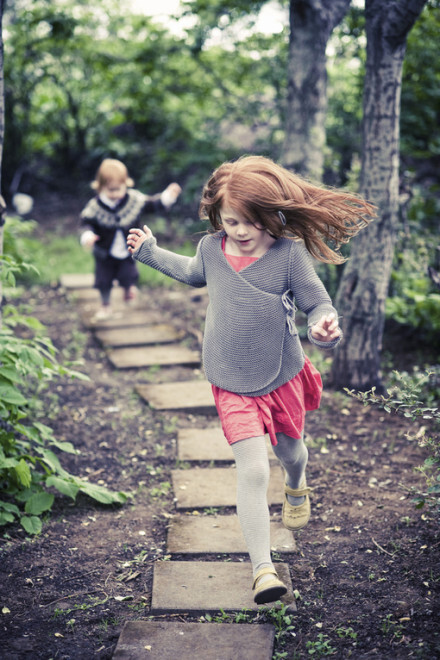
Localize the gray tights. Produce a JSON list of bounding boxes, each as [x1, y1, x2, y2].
[[231, 432, 308, 577]]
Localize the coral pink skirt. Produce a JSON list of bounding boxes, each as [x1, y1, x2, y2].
[[212, 356, 322, 446]]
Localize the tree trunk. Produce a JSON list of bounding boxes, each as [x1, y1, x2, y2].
[[331, 0, 428, 391], [281, 0, 351, 179]]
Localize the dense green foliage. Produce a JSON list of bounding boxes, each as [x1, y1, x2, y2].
[[3, 1, 439, 206], [3, 0, 439, 191], [0, 219, 128, 535], [386, 188, 440, 345], [3, 0, 287, 204], [401, 1, 440, 165]]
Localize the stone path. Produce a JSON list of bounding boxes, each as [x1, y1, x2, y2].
[[61, 277, 298, 659]]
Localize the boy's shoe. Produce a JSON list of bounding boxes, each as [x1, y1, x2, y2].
[[282, 481, 312, 531], [93, 306, 112, 321], [124, 286, 137, 304], [252, 567, 287, 605]]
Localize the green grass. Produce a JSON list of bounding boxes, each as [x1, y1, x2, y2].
[[7, 217, 197, 288], [25, 234, 95, 284]]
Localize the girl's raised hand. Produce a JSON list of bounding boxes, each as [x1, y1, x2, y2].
[[310, 313, 341, 342], [127, 225, 152, 254]]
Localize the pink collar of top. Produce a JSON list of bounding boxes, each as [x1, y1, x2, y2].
[[222, 236, 259, 272]]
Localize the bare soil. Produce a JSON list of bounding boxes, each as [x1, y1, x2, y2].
[[1, 205, 439, 659]]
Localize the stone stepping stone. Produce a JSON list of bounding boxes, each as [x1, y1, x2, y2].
[[112, 620, 275, 660], [67, 287, 103, 302], [151, 561, 295, 614], [136, 380, 217, 414], [172, 466, 284, 508], [107, 346, 200, 370], [178, 427, 275, 462], [178, 427, 231, 461], [95, 324, 184, 348], [167, 514, 296, 554], [81, 308, 163, 330], [69, 287, 139, 305], [60, 273, 94, 289]]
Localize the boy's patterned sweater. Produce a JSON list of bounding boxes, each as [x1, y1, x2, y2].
[[80, 189, 164, 256]]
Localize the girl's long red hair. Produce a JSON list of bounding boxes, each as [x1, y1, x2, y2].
[[199, 155, 375, 264]]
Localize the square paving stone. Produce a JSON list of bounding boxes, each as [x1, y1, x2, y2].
[[136, 381, 217, 414], [69, 285, 145, 305], [95, 324, 184, 348], [172, 466, 284, 508], [151, 561, 296, 614], [59, 273, 94, 289], [166, 514, 296, 554], [177, 428, 276, 462], [112, 620, 275, 660], [80, 308, 164, 330], [107, 345, 200, 369], [178, 426, 230, 461], [68, 287, 137, 304], [67, 287, 102, 302]]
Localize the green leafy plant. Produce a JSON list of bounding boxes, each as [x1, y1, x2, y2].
[[149, 481, 172, 499], [380, 613, 405, 640], [305, 632, 336, 656], [335, 625, 357, 640], [258, 603, 296, 658], [203, 608, 253, 624], [0, 254, 127, 535]]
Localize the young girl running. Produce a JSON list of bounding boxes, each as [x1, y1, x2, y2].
[[127, 155, 375, 605]]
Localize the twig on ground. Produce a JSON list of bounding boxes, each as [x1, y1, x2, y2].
[[371, 537, 394, 557]]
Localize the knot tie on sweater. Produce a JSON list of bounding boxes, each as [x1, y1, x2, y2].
[[281, 289, 298, 336]]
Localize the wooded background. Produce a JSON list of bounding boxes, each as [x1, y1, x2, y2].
[[2, 0, 439, 388]]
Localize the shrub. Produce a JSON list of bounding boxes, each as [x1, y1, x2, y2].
[[346, 367, 440, 515], [386, 228, 440, 346], [1, 234, 127, 536]]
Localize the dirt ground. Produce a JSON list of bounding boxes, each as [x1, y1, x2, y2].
[[1, 207, 439, 659]]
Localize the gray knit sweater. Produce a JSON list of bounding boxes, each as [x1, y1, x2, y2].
[[133, 231, 340, 396]]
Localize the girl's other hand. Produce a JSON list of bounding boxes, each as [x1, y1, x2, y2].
[[127, 225, 152, 253], [310, 313, 341, 342]]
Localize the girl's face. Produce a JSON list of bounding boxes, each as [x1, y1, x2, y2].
[[220, 205, 276, 257], [100, 179, 127, 202]]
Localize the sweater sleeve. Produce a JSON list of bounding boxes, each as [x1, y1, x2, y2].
[[289, 242, 342, 349], [79, 201, 99, 240], [132, 236, 207, 288], [141, 193, 165, 214]]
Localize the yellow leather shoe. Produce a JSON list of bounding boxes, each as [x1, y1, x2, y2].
[[252, 567, 287, 605], [282, 481, 312, 531]]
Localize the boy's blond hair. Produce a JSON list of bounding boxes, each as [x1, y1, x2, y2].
[[91, 159, 134, 191]]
